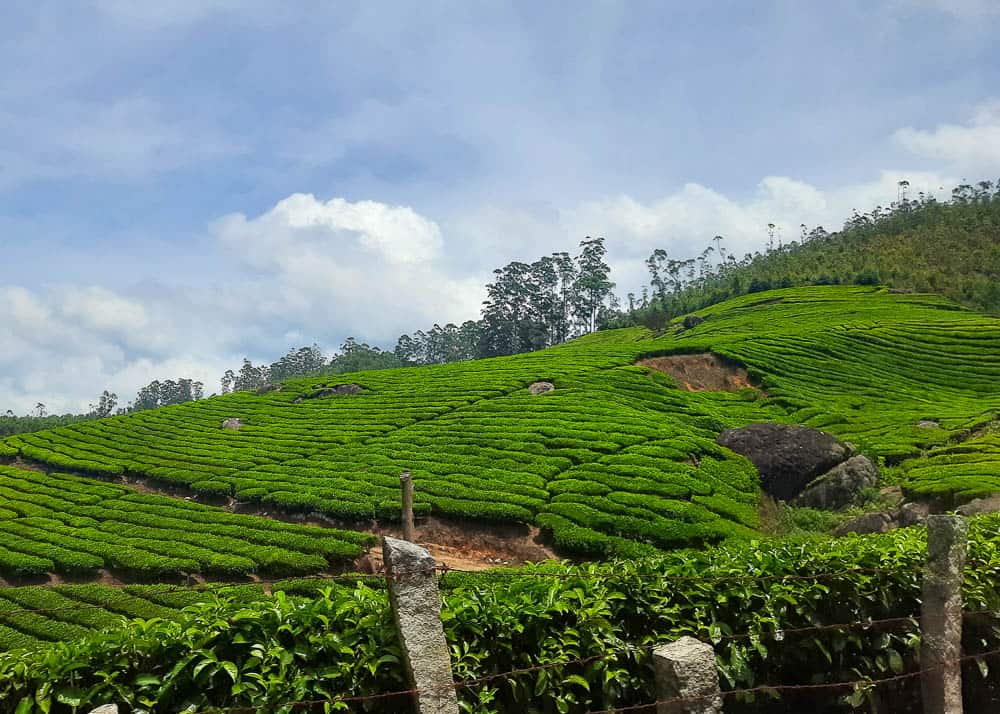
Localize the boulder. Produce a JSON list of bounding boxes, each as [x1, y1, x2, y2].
[[717, 423, 854, 501], [295, 384, 365, 402], [327, 383, 364, 396], [528, 381, 555, 395], [255, 383, 283, 395], [682, 315, 705, 330], [835, 512, 894, 536], [897, 501, 930, 528], [956, 495, 1000, 517], [221, 418, 243, 431], [916, 420, 940, 429], [792, 455, 879, 510]]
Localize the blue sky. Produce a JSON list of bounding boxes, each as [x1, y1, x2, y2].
[[1, 0, 998, 412]]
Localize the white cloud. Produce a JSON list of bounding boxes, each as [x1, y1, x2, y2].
[[212, 194, 483, 336], [893, 100, 1000, 175], [3, 286, 52, 326], [61, 286, 149, 333]]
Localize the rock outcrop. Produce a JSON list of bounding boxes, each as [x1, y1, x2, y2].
[[295, 384, 365, 402], [221, 418, 243, 430], [717, 423, 854, 501], [897, 501, 930, 527], [956, 495, 1000, 517], [792, 455, 879, 510], [528, 381, 555, 395], [835, 512, 894, 536]]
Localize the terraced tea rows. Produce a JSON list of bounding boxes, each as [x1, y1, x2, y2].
[[641, 289, 1000, 458], [0, 579, 335, 653], [901, 432, 1000, 501], [0, 466, 370, 579], [3, 287, 999, 555]]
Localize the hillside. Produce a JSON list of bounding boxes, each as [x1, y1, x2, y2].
[[621, 189, 1000, 330], [2, 286, 999, 563]]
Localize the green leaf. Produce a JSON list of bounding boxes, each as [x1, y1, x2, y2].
[[54, 689, 85, 707], [887, 648, 903, 675], [220, 661, 239, 683]]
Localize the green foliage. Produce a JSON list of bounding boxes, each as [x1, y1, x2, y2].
[[3, 518, 1000, 712], [0, 465, 370, 579]]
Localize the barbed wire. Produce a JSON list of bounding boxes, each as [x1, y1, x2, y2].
[[208, 637, 1000, 713], [581, 646, 1000, 713]]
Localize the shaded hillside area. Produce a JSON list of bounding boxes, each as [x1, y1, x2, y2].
[[3, 286, 999, 558], [618, 186, 1000, 329]]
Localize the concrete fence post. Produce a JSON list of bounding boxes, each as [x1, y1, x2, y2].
[[653, 636, 723, 714], [400, 471, 416, 541], [921, 514, 967, 714], [383, 536, 459, 714]]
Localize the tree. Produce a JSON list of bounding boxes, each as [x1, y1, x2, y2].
[[267, 345, 327, 382], [234, 359, 268, 392], [88, 390, 118, 418], [130, 378, 204, 412], [328, 338, 403, 373], [573, 237, 614, 334]]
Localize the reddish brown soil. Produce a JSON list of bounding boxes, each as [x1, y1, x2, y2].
[[362, 519, 557, 573], [638, 353, 760, 393]]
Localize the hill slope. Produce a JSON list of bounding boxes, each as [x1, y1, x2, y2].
[[620, 191, 1000, 330], [3, 286, 999, 558]]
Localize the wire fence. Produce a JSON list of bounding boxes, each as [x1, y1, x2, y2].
[[201, 634, 1000, 713], [1, 545, 998, 711]]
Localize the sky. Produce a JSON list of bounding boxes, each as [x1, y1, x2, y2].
[[1, 0, 999, 413]]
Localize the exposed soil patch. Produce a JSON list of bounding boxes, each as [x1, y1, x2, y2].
[[362, 518, 557, 573], [637, 353, 760, 393]]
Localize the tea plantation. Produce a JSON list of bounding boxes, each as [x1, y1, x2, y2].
[[2, 286, 999, 559]]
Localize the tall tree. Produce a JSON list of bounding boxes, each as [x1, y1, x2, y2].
[[88, 390, 118, 418], [573, 237, 614, 334]]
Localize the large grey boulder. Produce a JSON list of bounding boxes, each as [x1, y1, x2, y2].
[[717, 423, 854, 501], [835, 512, 894, 536], [221, 418, 243, 431], [956, 495, 1000, 517], [792, 455, 879, 510], [898, 501, 930, 527]]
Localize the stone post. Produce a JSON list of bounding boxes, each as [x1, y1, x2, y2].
[[383, 536, 458, 714], [653, 636, 723, 714], [400, 471, 415, 541], [921, 514, 967, 714]]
